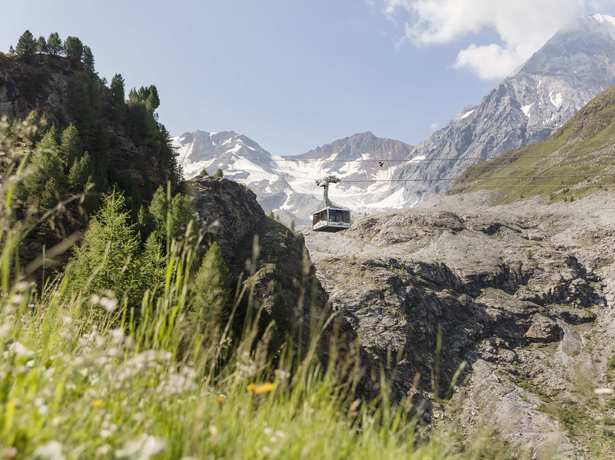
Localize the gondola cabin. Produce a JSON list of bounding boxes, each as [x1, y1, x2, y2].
[[312, 206, 351, 232]]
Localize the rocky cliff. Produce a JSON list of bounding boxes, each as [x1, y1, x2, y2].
[[305, 193, 615, 458], [189, 173, 328, 353]]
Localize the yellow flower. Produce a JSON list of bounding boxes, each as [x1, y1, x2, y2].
[[216, 394, 226, 406], [247, 382, 276, 395], [91, 399, 105, 409]]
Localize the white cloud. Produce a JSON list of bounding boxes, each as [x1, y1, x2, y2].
[[385, 0, 615, 80]]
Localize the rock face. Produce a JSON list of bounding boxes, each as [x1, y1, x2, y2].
[[190, 173, 328, 352], [393, 14, 615, 203], [306, 193, 615, 458]]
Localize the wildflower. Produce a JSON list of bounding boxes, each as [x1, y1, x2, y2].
[[32, 441, 64, 460], [35, 398, 48, 416], [92, 399, 105, 409], [90, 294, 118, 313], [247, 382, 276, 395], [274, 369, 290, 382], [595, 388, 615, 395], [0, 323, 11, 339], [9, 341, 32, 358], [216, 394, 226, 406], [95, 445, 111, 457], [115, 434, 166, 460], [9, 294, 22, 306]]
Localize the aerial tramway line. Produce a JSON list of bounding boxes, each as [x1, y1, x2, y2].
[[307, 156, 615, 232]]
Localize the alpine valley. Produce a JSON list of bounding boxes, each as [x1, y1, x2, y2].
[[174, 14, 615, 225]]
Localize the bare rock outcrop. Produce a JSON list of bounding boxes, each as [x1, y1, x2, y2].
[[306, 196, 615, 458]]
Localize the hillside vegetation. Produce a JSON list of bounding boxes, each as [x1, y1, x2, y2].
[[453, 86, 615, 203]]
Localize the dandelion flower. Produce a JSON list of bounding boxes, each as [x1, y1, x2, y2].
[[91, 399, 105, 409], [247, 382, 276, 395]]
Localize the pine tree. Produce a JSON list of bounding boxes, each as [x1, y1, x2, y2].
[[82, 46, 95, 73], [189, 242, 231, 342], [64, 36, 83, 63], [47, 32, 62, 56], [8, 46, 15, 55], [149, 186, 194, 245], [15, 30, 36, 60], [60, 124, 83, 165], [214, 169, 224, 178], [19, 130, 67, 209], [145, 85, 160, 112], [36, 36, 47, 54], [110, 74, 126, 108], [66, 191, 143, 306], [68, 152, 92, 190]]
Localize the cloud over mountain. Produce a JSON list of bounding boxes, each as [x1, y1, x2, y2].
[[385, 0, 615, 79]]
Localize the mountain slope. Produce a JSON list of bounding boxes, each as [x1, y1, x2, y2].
[[394, 14, 615, 203], [452, 85, 615, 203]]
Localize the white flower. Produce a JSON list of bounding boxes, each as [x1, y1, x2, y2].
[[9, 341, 32, 357], [9, 294, 23, 306], [32, 441, 64, 460], [98, 297, 118, 313], [0, 323, 11, 339], [115, 434, 166, 460], [95, 444, 111, 457]]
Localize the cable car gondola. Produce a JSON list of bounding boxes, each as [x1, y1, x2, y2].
[[312, 176, 351, 232]]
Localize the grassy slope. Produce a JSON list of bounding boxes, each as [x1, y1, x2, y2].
[[453, 86, 615, 204]]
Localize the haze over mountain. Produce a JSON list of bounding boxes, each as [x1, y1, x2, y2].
[[175, 14, 615, 223]]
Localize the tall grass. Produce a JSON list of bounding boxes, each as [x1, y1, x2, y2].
[[0, 117, 469, 459]]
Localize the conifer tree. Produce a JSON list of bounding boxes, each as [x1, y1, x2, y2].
[[214, 169, 224, 178], [15, 30, 36, 60], [60, 124, 83, 165], [82, 45, 95, 73], [67, 191, 143, 305], [110, 74, 126, 108], [36, 36, 47, 54], [47, 32, 62, 55], [19, 130, 66, 209], [189, 242, 231, 342], [68, 152, 92, 190], [64, 36, 83, 63], [145, 85, 160, 112], [149, 186, 194, 245]]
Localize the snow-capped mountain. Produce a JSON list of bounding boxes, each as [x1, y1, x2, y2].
[[173, 131, 414, 224], [392, 14, 615, 202], [175, 14, 615, 222]]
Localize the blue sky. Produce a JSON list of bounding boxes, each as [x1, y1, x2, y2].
[[1, 1, 614, 154]]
